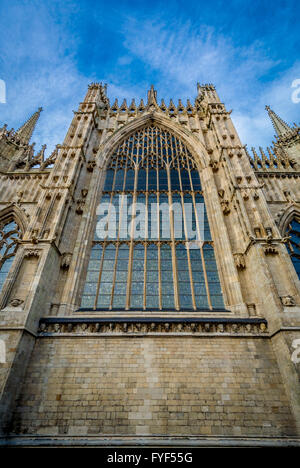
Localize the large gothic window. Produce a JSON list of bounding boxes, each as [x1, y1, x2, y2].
[[0, 220, 21, 291], [81, 125, 225, 311], [286, 219, 300, 279]]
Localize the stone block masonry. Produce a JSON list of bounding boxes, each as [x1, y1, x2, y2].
[[10, 336, 297, 437]]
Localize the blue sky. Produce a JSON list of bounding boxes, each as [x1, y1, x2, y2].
[[0, 0, 299, 156]]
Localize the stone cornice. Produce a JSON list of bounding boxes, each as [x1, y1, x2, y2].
[[256, 171, 300, 178], [1, 434, 300, 447]]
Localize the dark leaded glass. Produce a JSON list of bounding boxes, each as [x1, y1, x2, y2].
[[81, 125, 225, 311], [0, 221, 22, 292], [286, 219, 300, 279]]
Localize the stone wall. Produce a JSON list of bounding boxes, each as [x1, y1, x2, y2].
[[10, 335, 297, 437]]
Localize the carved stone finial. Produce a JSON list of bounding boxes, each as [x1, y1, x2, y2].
[[146, 85, 159, 111]]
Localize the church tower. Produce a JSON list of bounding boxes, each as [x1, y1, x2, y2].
[[0, 83, 299, 447]]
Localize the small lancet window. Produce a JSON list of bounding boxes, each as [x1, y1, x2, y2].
[[286, 219, 300, 279], [0, 220, 22, 291]]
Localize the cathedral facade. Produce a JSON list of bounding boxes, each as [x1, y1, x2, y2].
[[0, 83, 299, 447]]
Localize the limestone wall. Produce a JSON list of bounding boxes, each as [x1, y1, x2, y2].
[[11, 336, 297, 437]]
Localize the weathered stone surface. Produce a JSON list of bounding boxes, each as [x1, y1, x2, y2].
[[0, 83, 299, 445], [10, 337, 297, 437]]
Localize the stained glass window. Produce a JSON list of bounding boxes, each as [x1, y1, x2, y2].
[[286, 219, 300, 279], [0, 220, 21, 292], [81, 125, 225, 311]]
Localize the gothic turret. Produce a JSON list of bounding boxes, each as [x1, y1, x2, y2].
[[265, 105, 300, 164], [265, 105, 291, 137], [0, 107, 44, 171], [16, 107, 43, 144]]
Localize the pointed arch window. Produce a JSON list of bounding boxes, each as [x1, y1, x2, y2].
[[286, 218, 300, 279], [0, 220, 21, 291], [81, 125, 225, 311]]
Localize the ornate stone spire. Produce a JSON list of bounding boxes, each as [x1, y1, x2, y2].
[[16, 107, 43, 144], [146, 85, 159, 111], [265, 105, 291, 137]]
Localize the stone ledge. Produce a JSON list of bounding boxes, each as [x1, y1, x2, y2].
[[0, 435, 299, 447], [38, 317, 268, 337]]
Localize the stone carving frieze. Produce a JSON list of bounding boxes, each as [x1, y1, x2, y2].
[[38, 318, 268, 336]]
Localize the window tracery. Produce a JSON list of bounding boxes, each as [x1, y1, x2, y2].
[[81, 125, 225, 311], [0, 220, 21, 291]]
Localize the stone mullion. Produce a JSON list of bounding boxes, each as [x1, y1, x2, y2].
[[169, 130, 175, 167], [125, 165, 138, 310], [192, 189, 212, 310], [187, 155, 212, 310], [94, 189, 114, 307], [180, 194, 197, 310], [156, 156, 162, 310], [143, 242, 147, 310], [143, 164, 149, 310], [109, 179, 128, 308], [167, 164, 180, 310], [122, 157, 129, 193], [111, 164, 117, 192], [157, 240, 162, 310], [189, 160, 209, 310], [94, 244, 105, 310], [97, 146, 127, 310], [182, 160, 200, 310], [176, 162, 197, 310], [109, 244, 119, 310]]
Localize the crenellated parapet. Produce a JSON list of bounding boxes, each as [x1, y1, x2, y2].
[[95, 83, 227, 143], [248, 145, 298, 172]]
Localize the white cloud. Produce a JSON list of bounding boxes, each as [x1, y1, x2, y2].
[[121, 18, 299, 148], [1, 6, 298, 156], [232, 61, 300, 147]]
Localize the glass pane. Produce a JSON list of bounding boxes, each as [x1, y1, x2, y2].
[[287, 220, 300, 279], [125, 169, 135, 191], [137, 169, 147, 191], [180, 169, 190, 191], [114, 169, 125, 191], [176, 244, 193, 308], [104, 169, 115, 191], [170, 169, 180, 190], [194, 295, 209, 309], [190, 170, 201, 190], [148, 169, 157, 191], [146, 244, 159, 308], [159, 169, 168, 191]]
